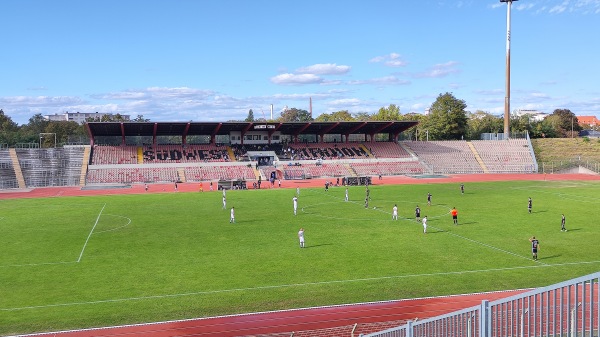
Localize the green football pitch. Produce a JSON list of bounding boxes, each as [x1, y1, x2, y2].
[[1, 180, 599, 335]]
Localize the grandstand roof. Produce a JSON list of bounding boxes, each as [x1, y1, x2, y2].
[[86, 121, 419, 138]]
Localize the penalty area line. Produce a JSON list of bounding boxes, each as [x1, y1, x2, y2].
[[3, 260, 599, 312], [77, 203, 106, 263]]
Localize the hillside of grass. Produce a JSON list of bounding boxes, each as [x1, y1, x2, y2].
[[532, 138, 600, 164]]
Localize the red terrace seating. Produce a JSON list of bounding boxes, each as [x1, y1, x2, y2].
[[86, 167, 178, 184], [143, 144, 230, 163], [287, 143, 368, 160], [350, 161, 425, 176], [283, 163, 350, 178], [471, 139, 536, 173], [365, 142, 412, 159], [183, 165, 256, 182], [92, 145, 138, 165]]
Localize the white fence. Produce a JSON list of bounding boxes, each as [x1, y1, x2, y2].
[[362, 271, 599, 337]]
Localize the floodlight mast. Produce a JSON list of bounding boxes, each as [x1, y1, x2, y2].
[[501, 0, 517, 139]]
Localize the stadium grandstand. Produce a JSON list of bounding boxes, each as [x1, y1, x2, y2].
[[0, 121, 539, 189]]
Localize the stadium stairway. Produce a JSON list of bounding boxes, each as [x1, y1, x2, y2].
[[344, 163, 358, 177], [137, 147, 144, 164], [8, 148, 26, 189], [252, 166, 262, 180], [360, 144, 374, 157], [398, 142, 419, 160], [466, 141, 489, 173], [79, 146, 91, 186], [226, 146, 237, 162], [177, 167, 187, 182]]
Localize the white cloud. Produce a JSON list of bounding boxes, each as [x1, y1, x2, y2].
[[0, 95, 84, 107], [270, 73, 323, 85], [295, 63, 351, 75], [369, 53, 408, 67], [413, 61, 460, 78], [497, 0, 600, 14], [347, 76, 410, 85], [549, 3, 568, 13], [327, 98, 362, 107], [515, 3, 536, 11]]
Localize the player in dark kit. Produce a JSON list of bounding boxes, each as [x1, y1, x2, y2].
[[460, 183, 464, 195], [427, 193, 432, 206], [415, 205, 421, 222], [561, 214, 567, 232], [528, 197, 532, 214], [529, 236, 540, 260]]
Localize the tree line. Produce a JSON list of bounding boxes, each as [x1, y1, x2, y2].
[[0, 92, 585, 146], [245, 93, 584, 140]]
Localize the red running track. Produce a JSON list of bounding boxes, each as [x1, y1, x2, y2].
[[14, 290, 527, 337]]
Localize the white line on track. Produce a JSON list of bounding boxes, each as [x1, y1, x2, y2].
[[2, 260, 598, 312], [77, 203, 106, 263]]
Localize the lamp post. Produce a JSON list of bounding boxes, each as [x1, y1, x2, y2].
[[39, 136, 43, 149], [500, 0, 518, 139]]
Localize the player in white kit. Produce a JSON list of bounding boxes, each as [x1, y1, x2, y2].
[[293, 196, 298, 215], [298, 228, 305, 248]]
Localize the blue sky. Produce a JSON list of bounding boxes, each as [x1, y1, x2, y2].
[[1, 0, 599, 125]]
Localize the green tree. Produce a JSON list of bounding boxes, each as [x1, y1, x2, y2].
[[467, 111, 503, 140], [353, 112, 372, 121], [26, 113, 50, 132], [545, 109, 581, 138], [371, 104, 402, 121], [245, 109, 255, 122], [86, 113, 130, 123], [510, 113, 535, 135], [0, 109, 20, 145], [419, 93, 468, 140], [44, 121, 83, 145], [314, 110, 355, 122], [132, 115, 150, 122], [531, 119, 557, 138], [277, 108, 313, 122]]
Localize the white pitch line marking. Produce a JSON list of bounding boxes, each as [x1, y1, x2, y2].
[[77, 203, 106, 263], [2, 260, 598, 312]]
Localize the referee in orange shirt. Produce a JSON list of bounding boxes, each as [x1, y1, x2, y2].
[[451, 207, 458, 225]]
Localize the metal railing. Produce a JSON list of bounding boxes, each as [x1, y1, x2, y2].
[[362, 271, 599, 337], [539, 160, 600, 174]]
